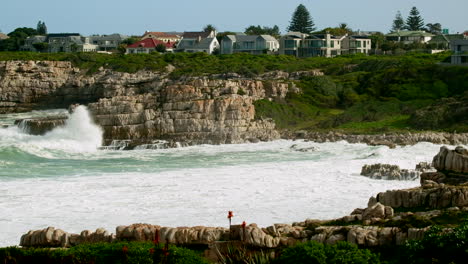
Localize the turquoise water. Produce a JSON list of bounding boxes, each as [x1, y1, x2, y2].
[[0, 107, 452, 246]]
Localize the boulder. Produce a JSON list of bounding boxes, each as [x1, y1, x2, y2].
[[433, 146, 468, 174]]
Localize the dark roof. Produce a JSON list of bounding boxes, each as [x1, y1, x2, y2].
[[386, 31, 434, 37], [127, 38, 175, 49], [429, 34, 465, 43], [47, 33, 81, 38], [182, 31, 211, 39], [348, 35, 371, 40]]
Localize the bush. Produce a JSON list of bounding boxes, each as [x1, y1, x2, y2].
[[402, 221, 468, 264], [0, 242, 208, 264], [273, 241, 380, 264]]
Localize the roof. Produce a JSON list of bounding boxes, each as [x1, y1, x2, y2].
[[347, 35, 371, 40], [177, 37, 217, 50], [305, 34, 343, 40], [47, 33, 81, 38], [0, 33, 9, 40], [223, 35, 278, 42], [429, 34, 465, 43], [127, 38, 175, 49], [182, 31, 211, 39], [91, 34, 129, 41], [29, 36, 47, 42], [386, 31, 434, 37], [142, 32, 180, 39]]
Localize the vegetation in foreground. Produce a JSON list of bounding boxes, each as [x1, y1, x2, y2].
[[4, 221, 468, 264], [0, 242, 208, 264], [0, 51, 467, 133]]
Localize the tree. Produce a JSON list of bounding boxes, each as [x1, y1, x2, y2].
[[316, 23, 352, 36], [216, 31, 237, 43], [0, 27, 37, 51], [287, 4, 315, 34], [155, 43, 166, 53], [203, 24, 216, 33], [426, 23, 442, 35], [391, 11, 405, 32], [36, 21, 47, 35], [32, 42, 49, 52], [368, 32, 385, 50], [121, 37, 140, 45], [244, 25, 280, 37], [405, 7, 425, 31]]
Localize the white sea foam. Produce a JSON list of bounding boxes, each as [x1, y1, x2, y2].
[[0, 106, 102, 157], [0, 109, 465, 246]]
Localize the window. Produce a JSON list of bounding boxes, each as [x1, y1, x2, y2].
[[242, 41, 254, 49], [330, 40, 334, 48], [284, 39, 295, 49], [363, 41, 366, 48], [356, 41, 361, 48]]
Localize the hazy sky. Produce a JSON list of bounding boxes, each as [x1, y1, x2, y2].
[[1, 0, 467, 36]]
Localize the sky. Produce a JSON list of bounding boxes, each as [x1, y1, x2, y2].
[[1, 0, 467, 36]]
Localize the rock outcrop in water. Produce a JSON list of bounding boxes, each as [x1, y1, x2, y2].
[[15, 116, 67, 135], [360, 162, 435, 181]]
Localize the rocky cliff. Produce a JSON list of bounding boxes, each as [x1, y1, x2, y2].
[[0, 61, 300, 145]]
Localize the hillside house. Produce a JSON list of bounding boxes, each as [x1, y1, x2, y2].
[[220, 34, 279, 54], [385, 31, 434, 44], [22, 33, 98, 52], [142, 32, 181, 43], [126, 38, 176, 54], [90, 34, 129, 51], [175, 31, 219, 54], [451, 39, 468, 65]]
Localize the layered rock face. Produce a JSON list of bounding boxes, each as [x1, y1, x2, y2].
[[88, 78, 287, 145], [0, 61, 295, 146]]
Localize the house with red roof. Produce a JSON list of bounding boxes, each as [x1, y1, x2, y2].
[[141, 31, 181, 43], [126, 38, 176, 54]]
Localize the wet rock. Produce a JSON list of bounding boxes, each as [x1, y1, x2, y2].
[[361, 163, 420, 181], [15, 116, 67, 135]]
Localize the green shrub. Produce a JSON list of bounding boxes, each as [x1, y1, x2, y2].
[[273, 241, 380, 264], [0, 242, 208, 264], [403, 222, 468, 264]]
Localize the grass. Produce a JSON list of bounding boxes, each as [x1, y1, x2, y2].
[[336, 115, 412, 133]]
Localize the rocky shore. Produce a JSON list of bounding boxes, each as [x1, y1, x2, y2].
[[19, 146, 468, 252], [284, 130, 468, 148]]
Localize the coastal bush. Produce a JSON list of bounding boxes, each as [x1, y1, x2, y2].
[[0, 242, 208, 264], [273, 241, 380, 264], [402, 221, 468, 264]]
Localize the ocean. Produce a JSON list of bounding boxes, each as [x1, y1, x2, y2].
[[0, 106, 451, 246]]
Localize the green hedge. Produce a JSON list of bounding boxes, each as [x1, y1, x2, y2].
[[273, 241, 380, 264], [0, 242, 208, 264]]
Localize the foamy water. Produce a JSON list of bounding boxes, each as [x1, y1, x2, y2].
[[0, 107, 461, 246]]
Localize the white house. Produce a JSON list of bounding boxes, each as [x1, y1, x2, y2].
[[220, 34, 279, 55], [175, 31, 219, 54]]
